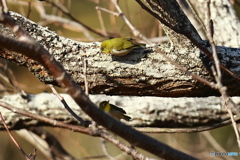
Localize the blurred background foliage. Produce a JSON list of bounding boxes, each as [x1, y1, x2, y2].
[[0, 0, 239, 160]]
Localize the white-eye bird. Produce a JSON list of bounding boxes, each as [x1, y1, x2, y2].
[[99, 101, 131, 121], [100, 37, 145, 56]]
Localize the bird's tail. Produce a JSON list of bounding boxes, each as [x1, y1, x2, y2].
[[123, 115, 131, 121]]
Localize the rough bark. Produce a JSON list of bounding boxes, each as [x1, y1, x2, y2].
[[0, 12, 240, 97], [0, 1, 239, 159], [189, 0, 240, 47], [0, 93, 238, 130]]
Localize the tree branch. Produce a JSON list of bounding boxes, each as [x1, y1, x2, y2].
[[0, 9, 197, 160], [0, 93, 239, 129], [1, 12, 240, 97]]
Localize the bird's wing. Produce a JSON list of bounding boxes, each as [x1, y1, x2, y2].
[[110, 104, 127, 114], [123, 38, 136, 50]]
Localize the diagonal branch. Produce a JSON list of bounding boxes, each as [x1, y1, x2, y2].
[[1, 12, 240, 97], [0, 7, 197, 160], [135, 0, 240, 84]]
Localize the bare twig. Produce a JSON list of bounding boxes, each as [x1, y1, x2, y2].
[[0, 112, 35, 160], [98, 0, 152, 44], [0, 101, 153, 160], [1, 0, 8, 12], [205, 0, 240, 149], [135, 0, 240, 83], [28, 127, 76, 160], [222, 99, 240, 149], [202, 131, 234, 160], [96, 6, 120, 16], [0, 101, 90, 133], [83, 57, 89, 96], [26, 2, 31, 19], [0, 62, 21, 94], [184, 0, 207, 39], [96, 6, 108, 36], [34, 1, 94, 39], [43, 0, 106, 38], [206, 1, 221, 79], [0, 2, 197, 159], [49, 84, 87, 126], [136, 117, 240, 133], [101, 139, 115, 160], [154, 46, 216, 89]]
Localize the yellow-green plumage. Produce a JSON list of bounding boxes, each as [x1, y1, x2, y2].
[[100, 37, 145, 56], [99, 101, 131, 121]]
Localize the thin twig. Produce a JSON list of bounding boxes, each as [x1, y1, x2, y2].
[[28, 127, 76, 160], [206, 1, 221, 79], [83, 56, 89, 96], [0, 112, 35, 160], [49, 84, 88, 126], [101, 139, 115, 160], [202, 131, 234, 160], [185, 0, 207, 39], [0, 101, 152, 160], [0, 4, 198, 159], [135, 0, 240, 83], [26, 2, 31, 19], [223, 98, 240, 149], [34, 1, 94, 39], [1, 0, 8, 12], [43, 0, 106, 37], [96, 6, 108, 36], [205, 0, 240, 150], [135, 117, 240, 133], [108, 0, 152, 44], [0, 62, 21, 93], [96, 6, 120, 16], [154, 46, 217, 89]]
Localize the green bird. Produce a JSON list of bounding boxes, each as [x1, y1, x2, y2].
[[100, 37, 145, 56], [99, 101, 131, 121]]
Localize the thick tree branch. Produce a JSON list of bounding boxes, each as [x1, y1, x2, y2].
[[0, 9, 197, 160], [0, 93, 239, 129], [135, 0, 240, 88], [190, 0, 240, 47], [0, 12, 240, 97]]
